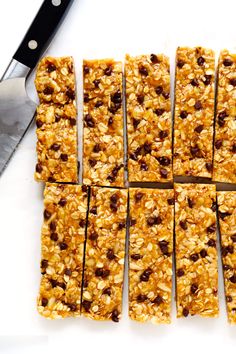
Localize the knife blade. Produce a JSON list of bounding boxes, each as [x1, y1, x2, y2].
[[0, 0, 74, 176]]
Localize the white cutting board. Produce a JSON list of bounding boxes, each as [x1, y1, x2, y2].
[[0, 0, 236, 353]]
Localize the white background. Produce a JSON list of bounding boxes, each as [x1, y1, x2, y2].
[[0, 0, 236, 353]]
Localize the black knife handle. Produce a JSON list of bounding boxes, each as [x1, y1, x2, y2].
[[13, 0, 74, 69]]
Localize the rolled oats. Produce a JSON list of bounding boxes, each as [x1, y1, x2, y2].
[[174, 183, 219, 318], [129, 188, 174, 324]]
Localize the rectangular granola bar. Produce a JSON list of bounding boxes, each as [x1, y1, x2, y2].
[[35, 56, 78, 183], [217, 192, 236, 324], [213, 50, 236, 183], [129, 188, 174, 323], [37, 183, 88, 319], [82, 187, 128, 321], [125, 54, 172, 182], [175, 183, 219, 318], [83, 59, 124, 187], [35, 103, 78, 183], [174, 47, 215, 178]]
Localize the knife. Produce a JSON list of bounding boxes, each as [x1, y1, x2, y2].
[[0, 0, 74, 176]]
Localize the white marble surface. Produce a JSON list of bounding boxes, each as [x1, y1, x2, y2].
[[0, 0, 236, 353]]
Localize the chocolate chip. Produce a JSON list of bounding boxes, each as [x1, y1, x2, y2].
[[231, 235, 236, 243], [206, 162, 213, 172], [135, 192, 144, 202], [143, 142, 152, 154], [67, 304, 76, 312], [110, 194, 118, 204], [180, 110, 188, 119], [102, 269, 110, 278], [190, 253, 199, 262], [110, 203, 118, 212], [207, 224, 216, 233], [118, 221, 125, 230], [162, 92, 170, 99], [64, 268, 72, 276], [108, 103, 121, 114], [207, 239, 216, 248], [183, 307, 189, 317], [221, 246, 229, 257], [95, 268, 103, 277], [177, 269, 185, 277], [139, 65, 148, 76], [223, 264, 231, 271], [103, 287, 112, 296], [140, 161, 148, 171], [41, 259, 48, 268], [89, 231, 98, 241], [108, 117, 113, 126], [130, 218, 136, 226], [95, 100, 103, 108], [82, 185, 88, 193], [50, 279, 58, 288], [90, 206, 97, 215], [159, 130, 168, 139], [229, 78, 236, 86], [223, 58, 233, 66], [180, 220, 188, 230], [147, 216, 162, 226], [137, 94, 144, 104], [69, 118, 76, 126], [50, 143, 60, 151], [215, 139, 223, 150], [226, 295, 233, 302], [200, 249, 207, 258], [58, 198, 67, 207], [155, 86, 163, 95], [131, 254, 142, 260], [82, 300, 92, 312], [50, 232, 58, 241], [111, 90, 122, 104], [160, 168, 168, 178], [48, 176, 56, 183], [111, 309, 119, 322], [190, 145, 201, 157], [57, 282, 66, 290], [43, 86, 54, 95], [194, 124, 204, 133], [107, 249, 116, 260], [60, 154, 68, 162], [137, 294, 148, 303], [152, 295, 163, 305], [79, 219, 86, 228], [155, 108, 164, 116], [104, 66, 112, 76], [50, 221, 56, 232], [227, 245, 234, 254], [197, 56, 205, 66], [133, 118, 140, 129], [187, 198, 194, 208], [159, 240, 169, 255], [89, 159, 97, 167], [219, 211, 231, 220], [229, 275, 236, 283], [66, 88, 75, 100], [83, 65, 90, 74], [93, 79, 100, 87], [84, 114, 95, 127], [204, 75, 212, 86], [55, 114, 61, 123], [59, 242, 68, 250], [190, 78, 199, 86], [41, 298, 48, 307], [44, 209, 51, 220], [36, 119, 43, 128], [36, 163, 43, 173], [191, 283, 198, 294], [140, 268, 152, 282], [194, 101, 202, 110], [211, 201, 217, 212], [84, 93, 90, 103], [157, 156, 171, 166], [167, 198, 175, 205], [232, 143, 236, 153], [177, 60, 185, 68], [150, 54, 158, 63]]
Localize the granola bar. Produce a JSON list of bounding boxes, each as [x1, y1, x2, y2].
[[175, 183, 219, 318], [126, 54, 172, 182], [213, 50, 236, 183], [37, 183, 88, 319], [35, 56, 76, 104], [174, 47, 215, 178], [35, 103, 78, 183], [217, 192, 236, 324], [82, 187, 128, 321], [83, 59, 124, 187], [129, 188, 174, 323]]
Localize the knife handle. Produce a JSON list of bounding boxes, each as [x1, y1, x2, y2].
[[13, 0, 74, 69]]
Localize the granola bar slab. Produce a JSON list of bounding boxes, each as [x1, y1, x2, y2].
[[213, 50, 236, 183], [82, 187, 128, 322], [129, 188, 174, 323], [126, 54, 172, 182], [174, 47, 215, 178], [35, 56, 76, 104], [175, 183, 219, 318], [37, 183, 88, 319], [83, 59, 124, 187], [35, 103, 78, 183], [217, 192, 236, 324]]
